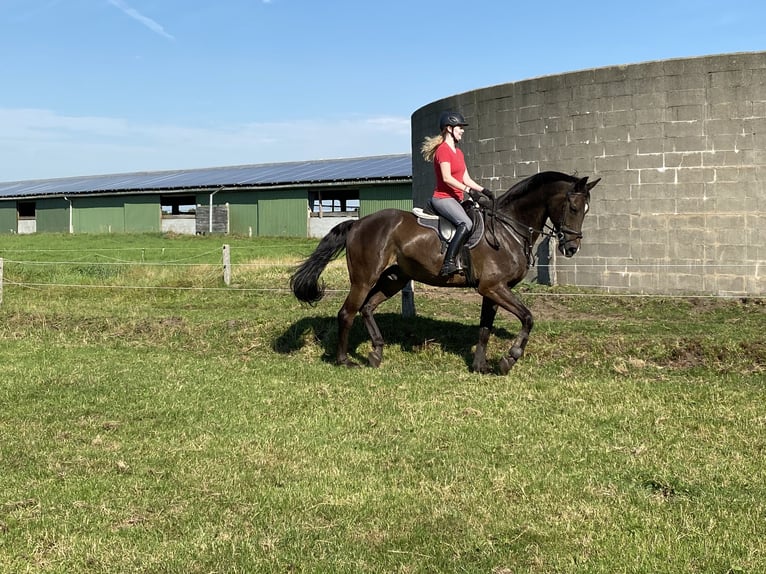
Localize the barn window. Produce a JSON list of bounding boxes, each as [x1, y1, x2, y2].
[[161, 195, 197, 216], [309, 189, 359, 217], [17, 201, 36, 220]]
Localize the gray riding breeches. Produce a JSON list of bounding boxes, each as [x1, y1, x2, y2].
[[430, 196, 473, 231]]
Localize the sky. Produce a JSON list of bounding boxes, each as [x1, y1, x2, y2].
[[2, 0, 765, 182]]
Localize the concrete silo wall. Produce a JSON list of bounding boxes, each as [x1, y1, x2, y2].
[[411, 52, 766, 296]]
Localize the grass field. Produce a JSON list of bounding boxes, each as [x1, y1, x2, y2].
[[1, 234, 764, 573]]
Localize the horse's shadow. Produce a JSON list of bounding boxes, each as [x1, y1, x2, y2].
[[274, 312, 515, 371]]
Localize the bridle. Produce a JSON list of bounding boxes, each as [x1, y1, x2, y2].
[[555, 189, 588, 245], [481, 188, 588, 267]]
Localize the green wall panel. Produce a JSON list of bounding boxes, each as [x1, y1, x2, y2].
[[125, 195, 160, 233], [216, 190, 307, 237], [257, 190, 307, 237], [36, 198, 70, 233], [0, 204, 16, 234], [74, 196, 125, 233], [231, 204, 259, 236], [359, 184, 413, 217], [219, 192, 258, 236]]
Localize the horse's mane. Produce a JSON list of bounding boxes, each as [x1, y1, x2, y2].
[[498, 171, 578, 206]]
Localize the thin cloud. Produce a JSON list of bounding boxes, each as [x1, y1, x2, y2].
[[0, 108, 411, 180], [107, 0, 175, 40]]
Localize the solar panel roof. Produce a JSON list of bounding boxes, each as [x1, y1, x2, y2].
[[0, 154, 413, 200]]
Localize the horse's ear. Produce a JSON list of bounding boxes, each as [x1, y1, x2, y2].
[[587, 178, 601, 192]]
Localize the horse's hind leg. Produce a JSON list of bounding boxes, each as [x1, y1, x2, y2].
[[361, 269, 410, 368], [360, 293, 387, 368], [336, 284, 372, 367]]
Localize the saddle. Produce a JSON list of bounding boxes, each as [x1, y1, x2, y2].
[[413, 200, 485, 248], [413, 201, 485, 280]]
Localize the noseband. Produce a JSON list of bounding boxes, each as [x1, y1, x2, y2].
[[555, 189, 587, 244], [481, 188, 587, 266]]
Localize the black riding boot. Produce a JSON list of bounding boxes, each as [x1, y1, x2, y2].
[[439, 223, 470, 276]]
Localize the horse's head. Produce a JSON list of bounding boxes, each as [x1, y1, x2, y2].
[[553, 176, 600, 257]]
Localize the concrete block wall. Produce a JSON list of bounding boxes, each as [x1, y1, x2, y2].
[[411, 52, 765, 296]]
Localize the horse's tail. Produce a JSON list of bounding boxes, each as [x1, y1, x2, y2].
[[290, 220, 354, 305]]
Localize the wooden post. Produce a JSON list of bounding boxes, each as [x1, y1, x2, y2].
[[401, 280, 415, 318], [222, 244, 231, 286], [549, 236, 558, 286]]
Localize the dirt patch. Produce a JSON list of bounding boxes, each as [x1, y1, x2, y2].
[[686, 296, 764, 311], [654, 336, 765, 372], [664, 339, 711, 369], [526, 297, 597, 321]]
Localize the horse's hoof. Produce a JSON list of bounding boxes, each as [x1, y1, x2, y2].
[[367, 351, 382, 368], [472, 361, 491, 374], [337, 358, 360, 368], [499, 356, 516, 375]]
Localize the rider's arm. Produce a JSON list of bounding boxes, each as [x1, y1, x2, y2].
[[439, 161, 466, 193]]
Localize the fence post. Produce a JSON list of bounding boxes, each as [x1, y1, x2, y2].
[[549, 237, 557, 286], [401, 280, 415, 318], [222, 244, 231, 286]]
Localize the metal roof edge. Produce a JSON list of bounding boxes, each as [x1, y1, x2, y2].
[[0, 154, 413, 200], [0, 177, 413, 202], [0, 153, 413, 187]]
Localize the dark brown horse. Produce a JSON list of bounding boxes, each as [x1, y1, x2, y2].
[[290, 171, 600, 374]]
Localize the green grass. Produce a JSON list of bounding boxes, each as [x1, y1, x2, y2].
[[0, 234, 764, 573]]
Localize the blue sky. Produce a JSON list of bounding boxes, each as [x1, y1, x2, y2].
[[2, 0, 765, 181]]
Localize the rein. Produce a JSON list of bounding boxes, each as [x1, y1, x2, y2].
[[480, 204, 542, 267], [480, 189, 586, 268]]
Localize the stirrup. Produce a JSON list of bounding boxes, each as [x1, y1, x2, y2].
[[439, 259, 461, 276]]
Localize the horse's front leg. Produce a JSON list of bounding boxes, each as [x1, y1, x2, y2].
[[478, 285, 534, 375], [472, 297, 498, 374], [498, 293, 534, 376]]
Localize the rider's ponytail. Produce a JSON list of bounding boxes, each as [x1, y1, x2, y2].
[[420, 133, 444, 162]]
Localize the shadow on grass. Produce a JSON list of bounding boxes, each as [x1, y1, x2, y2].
[[274, 312, 515, 370]]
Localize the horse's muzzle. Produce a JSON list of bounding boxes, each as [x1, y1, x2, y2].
[[557, 228, 583, 258], [559, 240, 580, 257]]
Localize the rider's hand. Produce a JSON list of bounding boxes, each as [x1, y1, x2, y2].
[[470, 189, 493, 208]]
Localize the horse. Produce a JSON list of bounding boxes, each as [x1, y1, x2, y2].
[[290, 171, 600, 374]]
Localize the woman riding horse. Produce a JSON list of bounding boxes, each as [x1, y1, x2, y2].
[[291, 164, 600, 375], [421, 111, 494, 276]]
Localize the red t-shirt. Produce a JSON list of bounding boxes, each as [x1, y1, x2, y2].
[[433, 143, 466, 201]]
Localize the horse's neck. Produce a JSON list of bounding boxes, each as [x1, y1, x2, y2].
[[503, 180, 571, 228], [502, 195, 548, 231]]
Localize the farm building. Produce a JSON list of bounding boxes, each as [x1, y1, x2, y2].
[[0, 154, 413, 237]]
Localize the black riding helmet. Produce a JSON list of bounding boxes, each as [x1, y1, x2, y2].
[[439, 111, 468, 131]]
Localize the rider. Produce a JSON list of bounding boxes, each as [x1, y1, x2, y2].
[[421, 111, 494, 276]]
